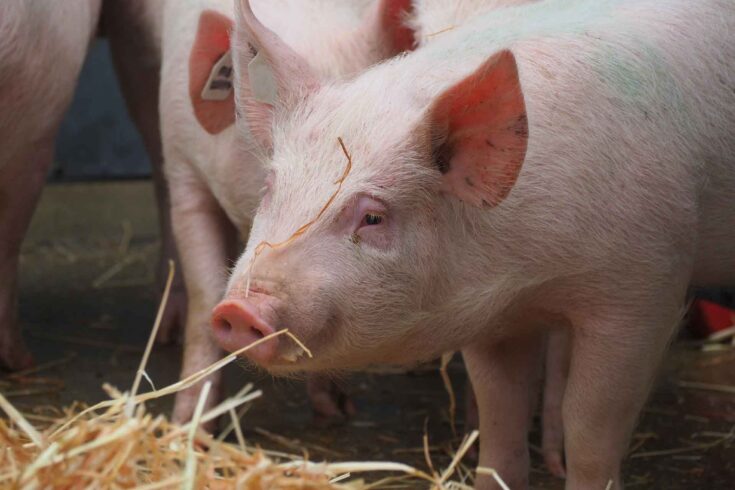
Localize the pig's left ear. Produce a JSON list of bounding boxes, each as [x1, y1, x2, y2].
[[428, 50, 528, 207], [233, 0, 320, 149], [364, 0, 416, 55]]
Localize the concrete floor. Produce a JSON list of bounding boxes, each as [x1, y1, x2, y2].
[[5, 180, 735, 488]]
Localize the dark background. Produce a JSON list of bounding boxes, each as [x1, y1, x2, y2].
[[53, 39, 150, 181]]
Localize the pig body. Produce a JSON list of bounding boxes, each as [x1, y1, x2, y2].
[[217, 0, 735, 488], [161, 0, 549, 426], [159, 0, 423, 423], [0, 0, 101, 370], [408, 0, 538, 45]]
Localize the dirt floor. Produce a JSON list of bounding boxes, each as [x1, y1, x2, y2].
[[4, 181, 735, 488]]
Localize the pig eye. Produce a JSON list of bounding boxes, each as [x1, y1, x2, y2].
[[352, 196, 392, 248], [363, 213, 384, 226]]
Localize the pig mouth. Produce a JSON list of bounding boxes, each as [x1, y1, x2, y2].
[[212, 291, 355, 373]]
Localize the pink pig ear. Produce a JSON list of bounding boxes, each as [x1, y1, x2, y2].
[[233, 0, 320, 148], [429, 50, 528, 207], [366, 0, 416, 55]]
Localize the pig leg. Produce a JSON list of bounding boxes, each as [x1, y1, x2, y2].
[[463, 332, 545, 490], [562, 303, 682, 490], [168, 164, 236, 424], [105, 7, 186, 344], [464, 376, 479, 434], [0, 145, 55, 371], [542, 326, 570, 478], [306, 374, 356, 424]]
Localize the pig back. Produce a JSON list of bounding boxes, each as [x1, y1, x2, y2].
[[459, 0, 735, 284]]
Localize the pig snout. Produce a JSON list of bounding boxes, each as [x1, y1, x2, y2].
[[211, 297, 278, 364]]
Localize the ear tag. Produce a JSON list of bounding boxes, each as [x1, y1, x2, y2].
[[201, 50, 234, 101], [248, 51, 277, 105]]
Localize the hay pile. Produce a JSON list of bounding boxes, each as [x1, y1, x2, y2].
[[0, 353, 481, 489], [0, 264, 502, 489]]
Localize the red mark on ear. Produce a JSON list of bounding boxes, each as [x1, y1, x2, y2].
[[189, 10, 235, 135], [432, 50, 528, 207]]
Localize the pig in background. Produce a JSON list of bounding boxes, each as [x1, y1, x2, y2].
[[0, 0, 181, 369], [0, 1, 102, 369], [213, 0, 735, 488]]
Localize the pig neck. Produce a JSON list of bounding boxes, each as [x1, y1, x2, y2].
[[407, 202, 556, 347]]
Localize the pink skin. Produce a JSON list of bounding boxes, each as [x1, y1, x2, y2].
[[215, 1, 735, 488], [0, 0, 101, 372]]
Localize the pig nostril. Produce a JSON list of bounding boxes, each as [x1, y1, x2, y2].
[[250, 326, 264, 339], [217, 318, 232, 333]]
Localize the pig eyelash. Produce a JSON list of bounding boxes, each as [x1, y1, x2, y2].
[[360, 212, 385, 227], [351, 197, 393, 250], [352, 196, 389, 235]]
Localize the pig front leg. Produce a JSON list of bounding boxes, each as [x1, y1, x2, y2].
[[168, 166, 236, 425], [0, 149, 52, 371], [562, 301, 683, 490], [542, 326, 571, 478], [463, 333, 545, 490]]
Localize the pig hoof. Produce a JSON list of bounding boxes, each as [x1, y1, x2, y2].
[[0, 341, 34, 372], [544, 450, 566, 478], [306, 376, 356, 426], [172, 389, 219, 432], [155, 288, 187, 345]]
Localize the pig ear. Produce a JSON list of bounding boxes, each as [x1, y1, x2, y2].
[[365, 0, 416, 55], [189, 11, 236, 135], [429, 50, 528, 207], [233, 0, 320, 148]]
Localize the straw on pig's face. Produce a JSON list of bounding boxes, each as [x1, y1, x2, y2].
[[215, 96, 452, 372]]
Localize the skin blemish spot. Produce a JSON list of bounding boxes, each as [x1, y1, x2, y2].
[[350, 233, 361, 245]]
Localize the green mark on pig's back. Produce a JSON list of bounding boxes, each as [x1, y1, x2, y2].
[[592, 38, 687, 120], [422, 0, 621, 64]]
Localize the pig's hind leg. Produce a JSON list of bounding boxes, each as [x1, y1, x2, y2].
[[0, 149, 53, 371], [542, 326, 571, 478]]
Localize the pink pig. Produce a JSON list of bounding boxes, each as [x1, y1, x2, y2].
[[0, 0, 101, 370], [213, 0, 735, 488], [156, 0, 418, 424], [159, 0, 559, 436]]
